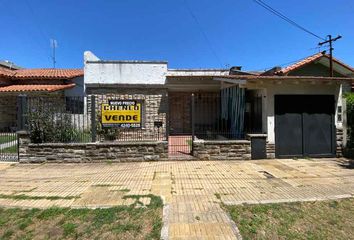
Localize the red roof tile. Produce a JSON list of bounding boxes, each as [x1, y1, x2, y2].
[[0, 68, 83, 79], [0, 67, 16, 78], [276, 53, 354, 75], [216, 75, 354, 81], [276, 53, 323, 75], [0, 83, 75, 93], [14, 69, 83, 79]]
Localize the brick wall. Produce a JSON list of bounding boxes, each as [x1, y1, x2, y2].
[[87, 87, 168, 141], [193, 140, 251, 160]]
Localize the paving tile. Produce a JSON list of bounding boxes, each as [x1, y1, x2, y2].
[[0, 159, 353, 239]]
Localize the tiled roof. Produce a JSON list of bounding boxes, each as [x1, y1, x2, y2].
[[14, 69, 83, 79], [276, 53, 323, 75], [0, 68, 83, 80], [0, 67, 16, 78], [216, 75, 354, 81], [276, 53, 354, 75], [0, 83, 75, 92]]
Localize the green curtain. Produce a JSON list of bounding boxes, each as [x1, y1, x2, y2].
[[221, 86, 245, 138]]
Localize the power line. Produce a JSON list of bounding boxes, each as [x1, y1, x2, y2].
[[253, 0, 325, 41], [181, 0, 224, 67], [24, 0, 50, 41], [319, 34, 342, 77]]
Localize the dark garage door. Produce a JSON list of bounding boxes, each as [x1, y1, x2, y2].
[[275, 95, 335, 158]]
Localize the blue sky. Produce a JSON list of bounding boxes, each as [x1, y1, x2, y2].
[[1, 0, 353, 70]]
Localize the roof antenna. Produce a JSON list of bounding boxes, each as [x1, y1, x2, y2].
[[50, 39, 58, 68]]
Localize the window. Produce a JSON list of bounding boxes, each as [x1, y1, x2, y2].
[[65, 97, 84, 114]]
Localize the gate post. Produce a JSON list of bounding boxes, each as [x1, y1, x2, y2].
[[17, 95, 28, 131], [91, 95, 97, 142], [166, 92, 170, 141], [191, 93, 195, 153]]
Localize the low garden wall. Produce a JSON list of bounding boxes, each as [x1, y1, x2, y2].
[[18, 132, 168, 163], [193, 140, 251, 160]]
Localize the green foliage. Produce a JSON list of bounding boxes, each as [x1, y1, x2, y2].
[[0, 193, 79, 201], [225, 199, 354, 240], [96, 114, 122, 141], [345, 93, 354, 147], [62, 222, 77, 237], [0, 200, 163, 240], [27, 104, 82, 143], [99, 128, 122, 141]]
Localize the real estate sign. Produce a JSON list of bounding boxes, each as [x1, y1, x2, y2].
[[101, 100, 142, 128]]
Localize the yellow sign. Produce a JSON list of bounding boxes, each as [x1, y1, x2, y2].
[[101, 100, 142, 128]]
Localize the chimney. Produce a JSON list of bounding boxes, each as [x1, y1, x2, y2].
[[230, 66, 242, 71], [262, 66, 282, 76]]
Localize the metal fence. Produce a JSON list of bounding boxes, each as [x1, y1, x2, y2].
[[0, 132, 18, 162], [193, 91, 247, 140], [14, 91, 260, 156], [25, 96, 92, 143], [0, 95, 19, 161], [167, 90, 252, 156], [20, 95, 166, 143]]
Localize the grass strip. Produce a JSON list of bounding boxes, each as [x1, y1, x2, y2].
[[0, 194, 80, 201]]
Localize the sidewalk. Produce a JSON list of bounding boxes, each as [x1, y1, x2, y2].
[[0, 159, 353, 239]]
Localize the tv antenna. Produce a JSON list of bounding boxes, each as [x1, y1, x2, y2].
[[50, 39, 58, 68]]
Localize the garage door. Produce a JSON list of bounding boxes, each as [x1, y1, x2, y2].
[[275, 95, 335, 158]]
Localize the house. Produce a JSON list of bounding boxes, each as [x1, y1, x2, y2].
[[0, 64, 84, 131], [84, 51, 354, 159]]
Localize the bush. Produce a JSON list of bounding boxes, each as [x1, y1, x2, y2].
[[28, 107, 80, 143], [345, 93, 354, 148], [95, 114, 122, 141]]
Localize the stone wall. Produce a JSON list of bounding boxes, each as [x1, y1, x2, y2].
[[266, 143, 275, 159], [336, 128, 343, 157], [193, 140, 251, 160], [18, 132, 168, 163], [87, 87, 168, 141]]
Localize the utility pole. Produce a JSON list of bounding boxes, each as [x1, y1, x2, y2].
[[318, 35, 342, 77], [50, 39, 58, 68]]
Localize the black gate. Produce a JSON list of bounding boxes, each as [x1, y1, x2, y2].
[[167, 91, 246, 157], [0, 96, 22, 162], [0, 132, 18, 162], [275, 95, 335, 158], [168, 93, 193, 156]]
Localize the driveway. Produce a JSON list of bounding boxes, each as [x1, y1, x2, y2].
[[0, 159, 353, 239]]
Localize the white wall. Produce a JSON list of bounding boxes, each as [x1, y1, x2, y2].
[[265, 82, 342, 144], [84, 51, 167, 85], [167, 69, 229, 76]]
